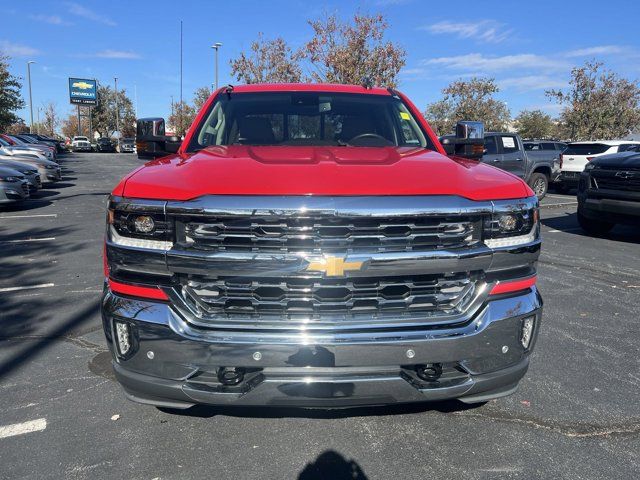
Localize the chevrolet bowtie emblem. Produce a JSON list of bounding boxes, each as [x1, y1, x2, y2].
[[307, 257, 364, 276]]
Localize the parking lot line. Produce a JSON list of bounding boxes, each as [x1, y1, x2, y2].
[[0, 214, 58, 219], [546, 228, 583, 233], [0, 418, 47, 440], [0, 237, 56, 244], [0, 283, 55, 293]]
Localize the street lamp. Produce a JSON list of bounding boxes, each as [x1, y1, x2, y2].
[[211, 42, 222, 91], [27, 61, 35, 133], [114, 77, 119, 137]]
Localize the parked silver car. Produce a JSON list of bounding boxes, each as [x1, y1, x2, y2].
[[0, 157, 42, 191], [2, 134, 57, 161], [0, 136, 49, 161], [0, 166, 30, 204], [0, 154, 60, 184]]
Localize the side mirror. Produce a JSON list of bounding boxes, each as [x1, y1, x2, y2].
[[136, 118, 181, 159], [443, 121, 485, 160]]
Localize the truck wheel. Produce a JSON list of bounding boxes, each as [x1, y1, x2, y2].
[[577, 209, 614, 236], [529, 173, 548, 199]]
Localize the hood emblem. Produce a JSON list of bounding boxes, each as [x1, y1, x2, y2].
[[307, 257, 364, 276], [615, 171, 636, 179]]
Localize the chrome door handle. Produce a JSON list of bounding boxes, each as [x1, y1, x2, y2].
[[492, 158, 501, 162], [515, 158, 523, 161]]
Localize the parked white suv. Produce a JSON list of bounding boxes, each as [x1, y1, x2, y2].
[[558, 140, 639, 191], [72, 136, 92, 152]]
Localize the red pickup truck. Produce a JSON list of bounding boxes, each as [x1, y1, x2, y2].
[[103, 83, 542, 409]]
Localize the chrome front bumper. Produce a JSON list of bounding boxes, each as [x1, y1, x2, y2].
[[102, 287, 542, 408]]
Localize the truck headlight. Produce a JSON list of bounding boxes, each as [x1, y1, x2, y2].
[[484, 203, 539, 248], [107, 200, 173, 250], [0, 176, 20, 182]]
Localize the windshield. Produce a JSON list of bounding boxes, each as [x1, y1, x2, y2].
[[17, 135, 37, 144], [9, 136, 27, 145], [75, 137, 89, 141], [187, 92, 433, 152]]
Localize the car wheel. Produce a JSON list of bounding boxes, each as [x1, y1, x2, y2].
[[577, 209, 614, 236], [529, 173, 548, 199]]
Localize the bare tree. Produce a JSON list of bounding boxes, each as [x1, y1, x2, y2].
[[546, 61, 640, 140], [424, 77, 511, 135], [299, 13, 406, 87], [230, 34, 302, 84], [42, 102, 59, 136]]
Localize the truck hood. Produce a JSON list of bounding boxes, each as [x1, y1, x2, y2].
[[118, 145, 530, 201], [591, 151, 640, 169]]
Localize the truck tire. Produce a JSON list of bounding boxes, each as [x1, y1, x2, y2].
[[577, 209, 614, 236], [528, 173, 548, 199]]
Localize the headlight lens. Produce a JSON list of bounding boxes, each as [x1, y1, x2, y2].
[[484, 204, 539, 248], [45, 164, 56, 169], [0, 176, 20, 182], [107, 203, 173, 250], [583, 162, 596, 172]]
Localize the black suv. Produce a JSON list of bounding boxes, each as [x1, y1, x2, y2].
[[96, 138, 116, 153], [577, 146, 640, 235]]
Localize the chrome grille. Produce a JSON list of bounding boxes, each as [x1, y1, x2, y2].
[[180, 273, 477, 321], [180, 215, 481, 253]]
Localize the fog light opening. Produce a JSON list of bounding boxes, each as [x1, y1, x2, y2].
[[416, 363, 442, 382], [218, 367, 245, 386], [521, 316, 535, 349], [114, 321, 132, 356]]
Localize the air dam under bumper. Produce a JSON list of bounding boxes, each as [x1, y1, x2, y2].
[[102, 288, 542, 409]]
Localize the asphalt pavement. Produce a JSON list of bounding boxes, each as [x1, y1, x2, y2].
[[0, 153, 639, 480]]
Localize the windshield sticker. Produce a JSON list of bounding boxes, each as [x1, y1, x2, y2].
[[400, 112, 411, 120]]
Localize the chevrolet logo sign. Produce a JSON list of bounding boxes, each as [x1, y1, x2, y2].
[[615, 171, 636, 179], [307, 257, 364, 276], [72, 81, 93, 90]]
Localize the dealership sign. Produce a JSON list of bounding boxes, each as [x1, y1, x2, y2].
[[69, 78, 97, 105]]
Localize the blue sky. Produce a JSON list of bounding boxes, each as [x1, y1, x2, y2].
[[3, 0, 640, 125]]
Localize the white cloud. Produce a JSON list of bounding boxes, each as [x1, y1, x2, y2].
[[499, 76, 567, 92], [95, 50, 141, 59], [563, 45, 626, 57], [423, 53, 568, 72], [0, 40, 40, 57], [29, 14, 73, 26], [65, 2, 116, 26], [422, 20, 512, 44]]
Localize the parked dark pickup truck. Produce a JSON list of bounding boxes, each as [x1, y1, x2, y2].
[[441, 133, 561, 199], [577, 146, 640, 235]]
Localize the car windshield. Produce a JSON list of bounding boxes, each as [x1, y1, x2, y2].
[[17, 135, 37, 144], [75, 137, 89, 141], [9, 136, 27, 145], [187, 92, 433, 152], [564, 143, 611, 155]]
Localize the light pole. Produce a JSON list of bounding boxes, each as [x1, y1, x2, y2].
[[27, 61, 35, 133], [114, 77, 119, 137], [211, 42, 222, 91], [37, 106, 41, 134]]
